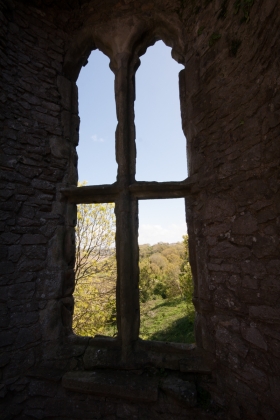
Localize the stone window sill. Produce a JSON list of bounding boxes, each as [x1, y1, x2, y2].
[[27, 336, 215, 410]]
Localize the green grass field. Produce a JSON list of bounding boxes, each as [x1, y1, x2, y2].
[[139, 296, 195, 343]]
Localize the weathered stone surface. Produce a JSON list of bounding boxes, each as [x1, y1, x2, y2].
[[242, 275, 258, 289], [0, 261, 15, 274], [8, 282, 35, 301], [57, 76, 72, 111], [15, 325, 41, 348], [203, 197, 236, 221], [20, 234, 47, 245], [62, 370, 159, 402], [29, 379, 58, 397], [249, 306, 280, 324], [0, 332, 15, 347], [241, 325, 267, 351], [266, 259, 280, 275], [49, 136, 70, 159], [39, 300, 64, 341], [209, 241, 252, 260], [36, 272, 63, 300], [83, 344, 122, 370], [215, 327, 248, 359], [179, 355, 213, 374], [232, 213, 258, 235], [1, 0, 279, 418], [236, 363, 269, 393], [160, 376, 197, 407]]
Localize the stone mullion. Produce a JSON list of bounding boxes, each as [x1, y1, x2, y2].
[[114, 53, 139, 363], [60, 179, 194, 202]]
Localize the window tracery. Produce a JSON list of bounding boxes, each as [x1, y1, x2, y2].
[[62, 32, 193, 363]]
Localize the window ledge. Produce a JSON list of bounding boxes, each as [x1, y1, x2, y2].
[[27, 337, 215, 410], [62, 370, 159, 402], [79, 337, 214, 374], [62, 369, 198, 407]]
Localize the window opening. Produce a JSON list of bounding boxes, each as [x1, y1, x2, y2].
[[73, 49, 118, 337], [138, 199, 186, 245], [64, 39, 194, 362], [73, 199, 117, 337], [138, 199, 194, 343], [77, 50, 117, 185], [135, 41, 186, 182]]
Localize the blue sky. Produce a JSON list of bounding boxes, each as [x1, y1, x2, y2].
[[77, 41, 188, 244]]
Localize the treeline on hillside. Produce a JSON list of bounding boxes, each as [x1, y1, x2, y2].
[[138, 239, 195, 343], [139, 239, 193, 303]]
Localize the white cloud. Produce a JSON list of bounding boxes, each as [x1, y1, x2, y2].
[[138, 223, 186, 245], [91, 134, 105, 142]]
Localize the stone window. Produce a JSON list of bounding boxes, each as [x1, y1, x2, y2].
[[62, 35, 195, 365]]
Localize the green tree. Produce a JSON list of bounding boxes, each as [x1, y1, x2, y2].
[[73, 186, 117, 337], [179, 235, 193, 302], [139, 239, 195, 343], [139, 258, 157, 302], [139, 242, 186, 300]]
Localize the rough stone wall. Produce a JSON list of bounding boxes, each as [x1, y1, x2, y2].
[[0, 1, 78, 416], [181, 1, 280, 418], [0, 0, 279, 419]]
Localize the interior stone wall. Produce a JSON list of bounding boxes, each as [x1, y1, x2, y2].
[[1, 0, 279, 419], [179, 1, 280, 418]]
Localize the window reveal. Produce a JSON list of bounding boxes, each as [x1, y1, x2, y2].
[[61, 45, 193, 363]]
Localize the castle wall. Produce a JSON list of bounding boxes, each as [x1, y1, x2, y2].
[[1, 1, 279, 419]]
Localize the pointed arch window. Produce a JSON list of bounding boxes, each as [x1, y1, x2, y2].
[[62, 40, 194, 362]]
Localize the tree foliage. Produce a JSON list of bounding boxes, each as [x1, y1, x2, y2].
[[73, 192, 117, 337], [73, 191, 194, 341], [75, 201, 116, 285], [179, 235, 194, 301], [139, 240, 193, 303], [139, 238, 195, 343]]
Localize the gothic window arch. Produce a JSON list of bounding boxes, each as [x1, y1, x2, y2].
[[62, 31, 194, 363]]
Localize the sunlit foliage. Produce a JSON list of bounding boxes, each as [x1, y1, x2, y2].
[[73, 191, 194, 342], [139, 240, 192, 302], [179, 235, 194, 301], [139, 238, 195, 343], [73, 185, 117, 337]]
